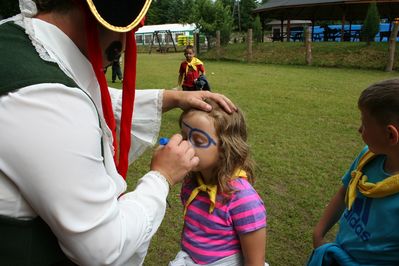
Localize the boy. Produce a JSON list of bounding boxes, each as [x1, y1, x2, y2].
[[178, 45, 206, 91], [310, 79, 399, 265]]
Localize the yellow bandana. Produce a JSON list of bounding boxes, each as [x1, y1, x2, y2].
[[345, 150, 399, 210], [185, 57, 203, 75], [183, 170, 248, 216]]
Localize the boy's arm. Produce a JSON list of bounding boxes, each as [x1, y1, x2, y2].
[[178, 63, 185, 87], [313, 185, 346, 248], [178, 73, 183, 87], [200, 64, 205, 75], [239, 228, 266, 266]]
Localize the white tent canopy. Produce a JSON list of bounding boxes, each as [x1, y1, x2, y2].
[[136, 23, 196, 34]]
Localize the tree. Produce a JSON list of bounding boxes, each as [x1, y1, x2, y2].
[[191, 0, 217, 48], [146, 0, 184, 24], [180, 0, 196, 23], [239, 0, 258, 32], [183, 0, 233, 48], [167, 0, 185, 24], [252, 15, 262, 42], [214, 0, 234, 45], [361, 2, 380, 45]]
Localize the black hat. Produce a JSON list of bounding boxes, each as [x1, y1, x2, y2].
[[86, 0, 152, 32]]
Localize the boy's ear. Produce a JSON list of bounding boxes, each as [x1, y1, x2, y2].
[[387, 124, 399, 145]]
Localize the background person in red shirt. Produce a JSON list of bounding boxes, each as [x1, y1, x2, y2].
[[178, 45, 206, 91]]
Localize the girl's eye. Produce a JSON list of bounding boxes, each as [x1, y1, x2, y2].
[[191, 132, 208, 146]]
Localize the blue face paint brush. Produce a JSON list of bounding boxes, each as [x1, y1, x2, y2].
[[159, 137, 169, 145]]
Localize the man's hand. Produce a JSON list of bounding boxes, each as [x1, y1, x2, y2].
[[150, 134, 199, 186], [162, 90, 237, 114]]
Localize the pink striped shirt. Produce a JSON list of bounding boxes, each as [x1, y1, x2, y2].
[[180, 177, 267, 264]]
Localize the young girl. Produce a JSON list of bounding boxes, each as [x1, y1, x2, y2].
[[178, 45, 206, 91], [169, 99, 267, 266]]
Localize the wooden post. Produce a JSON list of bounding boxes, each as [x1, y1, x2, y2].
[[216, 30, 221, 60], [287, 19, 291, 42], [311, 20, 315, 42], [194, 33, 200, 55], [341, 14, 346, 42], [280, 19, 284, 42], [247, 28, 253, 62], [262, 27, 265, 43], [386, 19, 399, 72], [305, 26, 312, 65], [349, 21, 352, 41]]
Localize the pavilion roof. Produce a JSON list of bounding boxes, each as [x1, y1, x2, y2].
[[253, 0, 399, 21]]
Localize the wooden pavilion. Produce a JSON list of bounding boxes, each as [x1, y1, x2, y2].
[[253, 0, 399, 41]]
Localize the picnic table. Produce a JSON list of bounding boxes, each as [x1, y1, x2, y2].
[[270, 31, 287, 42], [379, 31, 391, 41]]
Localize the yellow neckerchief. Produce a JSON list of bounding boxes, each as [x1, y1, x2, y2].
[[185, 57, 203, 75], [345, 150, 399, 210], [183, 169, 248, 216]]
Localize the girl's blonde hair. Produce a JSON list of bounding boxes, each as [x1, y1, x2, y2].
[[179, 99, 254, 195]]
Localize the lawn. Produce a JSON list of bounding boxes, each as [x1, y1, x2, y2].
[[107, 53, 398, 265]]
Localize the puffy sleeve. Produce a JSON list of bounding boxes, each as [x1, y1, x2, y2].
[[109, 88, 163, 163]]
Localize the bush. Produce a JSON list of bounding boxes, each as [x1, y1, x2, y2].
[[361, 3, 380, 44]]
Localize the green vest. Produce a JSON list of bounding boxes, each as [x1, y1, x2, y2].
[[0, 215, 76, 265], [0, 22, 77, 94], [0, 21, 80, 265]]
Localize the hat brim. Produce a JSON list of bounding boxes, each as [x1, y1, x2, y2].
[[86, 0, 151, 32]]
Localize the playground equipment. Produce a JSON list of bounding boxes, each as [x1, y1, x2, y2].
[[177, 35, 194, 46], [148, 30, 177, 54]]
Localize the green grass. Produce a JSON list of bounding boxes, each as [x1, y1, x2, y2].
[[106, 53, 398, 265], [202, 42, 399, 70]]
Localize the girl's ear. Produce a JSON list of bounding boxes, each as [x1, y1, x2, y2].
[[387, 124, 399, 145]]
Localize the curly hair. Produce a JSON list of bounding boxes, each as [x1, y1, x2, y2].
[[179, 99, 255, 196]]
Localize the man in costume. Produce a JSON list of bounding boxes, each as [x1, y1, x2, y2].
[[0, 0, 236, 265]]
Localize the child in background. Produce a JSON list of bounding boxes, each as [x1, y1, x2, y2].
[[169, 99, 267, 266], [178, 45, 205, 91], [309, 79, 399, 265]]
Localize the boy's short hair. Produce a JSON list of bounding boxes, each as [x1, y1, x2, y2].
[[184, 45, 194, 53], [358, 78, 399, 125]]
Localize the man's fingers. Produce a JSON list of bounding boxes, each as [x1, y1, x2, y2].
[[210, 92, 237, 113], [168, 134, 183, 146], [190, 156, 200, 167], [200, 91, 237, 113], [185, 145, 196, 159]]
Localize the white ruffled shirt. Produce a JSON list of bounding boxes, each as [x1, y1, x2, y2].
[[0, 16, 169, 265]]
